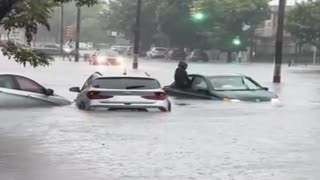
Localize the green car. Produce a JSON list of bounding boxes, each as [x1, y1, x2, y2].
[[164, 74, 279, 102]]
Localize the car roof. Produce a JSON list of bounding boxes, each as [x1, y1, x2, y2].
[[93, 71, 154, 80], [189, 73, 247, 78]]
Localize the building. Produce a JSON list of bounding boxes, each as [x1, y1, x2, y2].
[[0, 28, 26, 44], [254, 5, 296, 60]]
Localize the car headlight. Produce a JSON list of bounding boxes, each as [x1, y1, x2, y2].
[[271, 98, 280, 103], [64, 48, 72, 53], [116, 57, 124, 63], [97, 56, 105, 63], [224, 98, 241, 103]]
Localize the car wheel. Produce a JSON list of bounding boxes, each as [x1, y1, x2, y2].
[[78, 102, 87, 110], [159, 102, 171, 112]]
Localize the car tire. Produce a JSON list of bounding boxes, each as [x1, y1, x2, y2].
[[159, 102, 171, 112], [78, 102, 87, 110]]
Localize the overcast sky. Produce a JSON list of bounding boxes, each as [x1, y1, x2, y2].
[[270, 0, 306, 6]]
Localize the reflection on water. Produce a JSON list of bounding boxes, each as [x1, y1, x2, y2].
[[1, 60, 320, 180]]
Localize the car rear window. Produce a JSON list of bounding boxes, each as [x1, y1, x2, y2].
[[91, 78, 161, 89], [154, 48, 167, 51]]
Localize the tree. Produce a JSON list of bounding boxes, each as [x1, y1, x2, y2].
[[0, 0, 98, 67], [100, 0, 160, 51], [287, 0, 320, 52], [194, 0, 270, 62], [156, 0, 202, 48]]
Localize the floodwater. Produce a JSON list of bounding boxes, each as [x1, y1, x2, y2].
[[0, 57, 320, 180]]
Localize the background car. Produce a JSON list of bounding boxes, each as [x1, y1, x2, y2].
[[89, 50, 123, 66], [166, 48, 187, 60], [69, 72, 171, 112], [33, 43, 68, 56], [164, 74, 278, 102], [146, 47, 168, 59], [187, 49, 209, 62], [0, 74, 71, 108]]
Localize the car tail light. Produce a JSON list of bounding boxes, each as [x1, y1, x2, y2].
[[142, 92, 167, 100], [87, 91, 113, 99]]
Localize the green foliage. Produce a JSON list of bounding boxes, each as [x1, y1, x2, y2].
[[194, 0, 270, 52], [100, 0, 159, 50], [0, 0, 98, 67], [286, 0, 320, 47], [156, 0, 202, 48]]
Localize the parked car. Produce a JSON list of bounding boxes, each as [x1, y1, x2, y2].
[[0, 74, 71, 108], [33, 44, 67, 55], [166, 48, 187, 60], [164, 74, 279, 102], [69, 72, 171, 112], [146, 47, 168, 58], [187, 49, 209, 62]]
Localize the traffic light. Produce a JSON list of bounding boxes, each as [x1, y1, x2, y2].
[[191, 6, 206, 22], [193, 12, 205, 21], [232, 37, 241, 46]]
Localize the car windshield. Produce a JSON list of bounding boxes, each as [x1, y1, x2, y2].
[[154, 48, 167, 51], [100, 50, 119, 57], [91, 78, 160, 89], [208, 76, 263, 91]]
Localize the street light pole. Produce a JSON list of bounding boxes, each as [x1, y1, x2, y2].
[[133, 0, 142, 69], [75, 6, 81, 62], [59, 3, 64, 55], [273, 0, 286, 83]]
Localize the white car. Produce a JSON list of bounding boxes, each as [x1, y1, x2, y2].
[[90, 50, 124, 66], [146, 47, 168, 58], [0, 74, 71, 108], [69, 72, 171, 112]]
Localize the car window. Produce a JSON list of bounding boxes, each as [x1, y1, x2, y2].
[[101, 50, 119, 57], [154, 48, 167, 51], [209, 76, 251, 91], [0, 75, 16, 89], [243, 77, 262, 90], [192, 77, 208, 90], [16, 76, 44, 94], [91, 78, 161, 89]]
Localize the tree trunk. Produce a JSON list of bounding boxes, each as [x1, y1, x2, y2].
[[227, 51, 232, 63]]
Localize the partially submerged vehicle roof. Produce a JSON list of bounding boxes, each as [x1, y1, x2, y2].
[[91, 71, 155, 80], [189, 73, 248, 78]]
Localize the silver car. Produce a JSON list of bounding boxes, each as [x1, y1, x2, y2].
[[0, 74, 71, 108], [69, 72, 171, 112]]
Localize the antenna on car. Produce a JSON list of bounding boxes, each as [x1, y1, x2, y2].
[[123, 68, 127, 75]]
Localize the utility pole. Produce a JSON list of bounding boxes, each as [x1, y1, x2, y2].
[[273, 0, 286, 83], [133, 0, 142, 69], [59, 3, 64, 55], [75, 6, 81, 62]]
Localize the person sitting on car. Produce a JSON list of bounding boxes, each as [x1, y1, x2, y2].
[[174, 61, 191, 89]]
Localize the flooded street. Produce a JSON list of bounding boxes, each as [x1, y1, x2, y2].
[[1, 58, 320, 180]]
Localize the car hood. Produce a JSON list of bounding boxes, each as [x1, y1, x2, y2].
[[211, 90, 278, 102]]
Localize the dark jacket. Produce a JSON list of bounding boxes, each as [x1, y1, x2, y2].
[[174, 67, 191, 89]]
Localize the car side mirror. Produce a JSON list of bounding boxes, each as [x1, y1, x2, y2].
[[69, 87, 81, 93], [262, 87, 269, 91], [45, 88, 54, 96]]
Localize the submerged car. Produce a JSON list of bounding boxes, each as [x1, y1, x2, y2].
[[89, 50, 123, 66], [164, 74, 278, 102], [69, 72, 171, 112], [0, 74, 71, 108]]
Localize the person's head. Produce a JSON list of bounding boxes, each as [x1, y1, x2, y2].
[[178, 61, 188, 70]]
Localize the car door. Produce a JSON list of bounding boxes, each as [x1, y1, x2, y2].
[[0, 75, 26, 108], [188, 76, 213, 99], [13, 75, 57, 106]]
